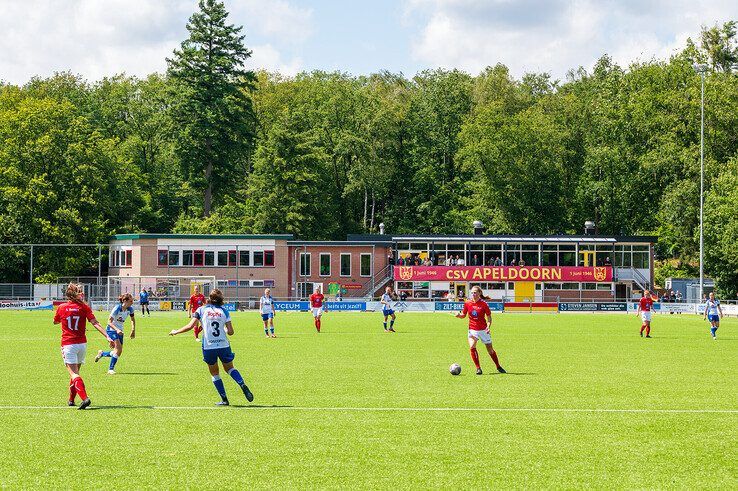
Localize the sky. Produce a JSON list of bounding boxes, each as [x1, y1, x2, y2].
[[0, 0, 736, 85]]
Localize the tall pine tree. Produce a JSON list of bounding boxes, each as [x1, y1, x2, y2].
[[167, 0, 255, 216]]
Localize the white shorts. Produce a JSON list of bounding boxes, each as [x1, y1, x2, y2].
[[312, 307, 324, 318], [61, 343, 87, 365], [641, 311, 652, 322], [468, 329, 492, 345]]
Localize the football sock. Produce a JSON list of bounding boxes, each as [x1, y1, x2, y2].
[[316, 319, 320, 332], [212, 375, 227, 399], [640, 325, 646, 334], [227, 368, 245, 386], [645, 326, 651, 336], [72, 377, 88, 400], [69, 378, 77, 402], [109, 355, 119, 370], [270, 327, 274, 335], [470, 348, 481, 369], [264, 328, 269, 336], [710, 327, 717, 337], [383, 322, 387, 330], [101, 351, 111, 357], [489, 349, 501, 368], [390, 320, 395, 329]]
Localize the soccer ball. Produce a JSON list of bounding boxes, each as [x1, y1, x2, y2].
[[449, 363, 461, 375]]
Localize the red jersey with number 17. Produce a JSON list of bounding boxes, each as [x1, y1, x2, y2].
[[310, 293, 324, 308], [639, 296, 654, 312], [54, 301, 97, 346], [462, 299, 491, 331]]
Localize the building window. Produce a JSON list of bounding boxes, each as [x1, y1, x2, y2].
[[125, 250, 132, 266], [228, 250, 236, 267], [217, 251, 227, 266], [182, 250, 193, 266], [158, 250, 168, 266], [264, 250, 274, 267], [194, 250, 204, 267], [204, 251, 215, 266], [169, 250, 180, 266], [300, 253, 311, 276], [239, 250, 250, 267], [340, 253, 351, 276], [319, 253, 331, 276], [360, 253, 371, 277], [253, 251, 264, 267]]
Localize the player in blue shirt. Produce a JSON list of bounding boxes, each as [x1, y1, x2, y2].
[[380, 286, 397, 332], [139, 288, 150, 316], [95, 293, 136, 374], [703, 292, 724, 340], [169, 289, 253, 405]]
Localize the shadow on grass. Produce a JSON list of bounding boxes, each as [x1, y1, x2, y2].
[[490, 372, 536, 376], [84, 404, 294, 410], [116, 372, 177, 376]]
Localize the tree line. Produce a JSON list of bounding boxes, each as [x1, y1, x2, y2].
[[0, 0, 736, 296]]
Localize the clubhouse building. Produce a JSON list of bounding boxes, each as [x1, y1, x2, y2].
[[107, 226, 656, 302]]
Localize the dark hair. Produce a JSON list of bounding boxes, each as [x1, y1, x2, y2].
[[119, 293, 133, 303], [65, 283, 84, 303], [208, 289, 224, 306]]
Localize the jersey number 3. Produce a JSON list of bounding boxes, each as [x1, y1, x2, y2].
[[211, 321, 220, 337]]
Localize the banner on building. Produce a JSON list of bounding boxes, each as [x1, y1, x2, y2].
[[434, 301, 504, 312], [366, 301, 435, 312], [325, 301, 365, 311], [394, 266, 613, 282], [560, 302, 627, 312], [0, 300, 53, 310]]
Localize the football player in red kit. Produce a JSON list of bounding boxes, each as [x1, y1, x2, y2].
[[636, 289, 658, 338], [190, 285, 207, 340], [53, 283, 112, 409], [456, 285, 506, 375], [309, 286, 326, 332]]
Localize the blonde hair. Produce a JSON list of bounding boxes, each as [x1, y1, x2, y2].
[[65, 283, 84, 303]]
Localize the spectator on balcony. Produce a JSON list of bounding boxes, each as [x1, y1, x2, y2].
[[456, 255, 465, 266], [493, 256, 502, 266], [397, 256, 404, 266], [444, 255, 451, 266], [449, 256, 457, 266], [471, 254, 480, 266], [604, 256, 612, 266], [519, 259, 526, 267], [509, 258, 517, 266]]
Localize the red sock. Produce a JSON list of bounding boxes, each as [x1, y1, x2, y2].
[[315, 319, 320, 332], [194, 326, 201, 339], [69, 378, 77, 402], [470, 348, 480, 369], [640, 324, 646, 334], [73, 377, 88, 400], [317, 319, 321, 332], [646, 325, 651, 336], [489, 349, 501, 369]]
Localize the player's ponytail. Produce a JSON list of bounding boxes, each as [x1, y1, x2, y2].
[[65, 283, 84, 303], [208, 289, 224, 307]]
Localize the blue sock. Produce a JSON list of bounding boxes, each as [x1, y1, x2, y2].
[[212, 375, 227, 399], [101, 351, 111, 357], [270, 327, 274, 335], [264, 328, 269, 335], [109, 355, 118, 370], [228, 368, 245, 386], [383, 322, 387, 330], [390, 320, 395, 328], [710, 327, 717, 337]]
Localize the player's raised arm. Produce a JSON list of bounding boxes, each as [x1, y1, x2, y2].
[[170, 317, 199, 336]]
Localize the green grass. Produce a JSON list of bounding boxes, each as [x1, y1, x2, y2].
[[0, 310, 736, 489]]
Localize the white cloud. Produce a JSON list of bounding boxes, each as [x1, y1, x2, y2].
[[405, 0, 738, 79], [0, 0, 310, 85]]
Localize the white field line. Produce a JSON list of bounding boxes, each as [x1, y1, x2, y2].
[[0, 405, 736, 414]]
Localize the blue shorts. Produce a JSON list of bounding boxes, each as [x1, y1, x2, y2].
[[202, 346, 235, 365], [106, 328, 124, 344], [261, 312, 274, 321], [140, 301, 149, 305], [382, 309, 394, 317], [707, 314, 719, 323]]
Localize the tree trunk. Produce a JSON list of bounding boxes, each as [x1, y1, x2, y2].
[[363, 185, 368, 231], [204, 161, 213, 217], [370, 190, 375, 231]]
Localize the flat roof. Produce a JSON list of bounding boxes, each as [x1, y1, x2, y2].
[[112, 233, 294, 241], [347, 234, 657, 243], [287, 240, 392, 246]]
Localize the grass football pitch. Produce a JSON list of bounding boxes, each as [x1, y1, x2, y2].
[[0, 310, 736, 489]]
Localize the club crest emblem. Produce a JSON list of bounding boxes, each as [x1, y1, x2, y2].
[[593, 267, 607, 282], [399, 266, 413, 280]]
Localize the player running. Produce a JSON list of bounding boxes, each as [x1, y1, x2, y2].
[[703, 292, 723, 340], [455, 285, 506, 375], [380, 286, 396, 332], [169, 289, 253, 406], [309, 285, 326, 333], [189, 285, 207, 341], [139, 288, 150, 316], [95, 293, 136, 374], [636, 289, 658, 338], [260, 288, 276, 338], [53, 283, 112, 409]]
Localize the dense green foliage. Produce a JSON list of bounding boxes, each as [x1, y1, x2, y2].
[[1, 311, 736, 488], [0, 4, 736, 294]]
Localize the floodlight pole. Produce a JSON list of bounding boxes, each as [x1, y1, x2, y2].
[[693, 64, 706, 302]]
